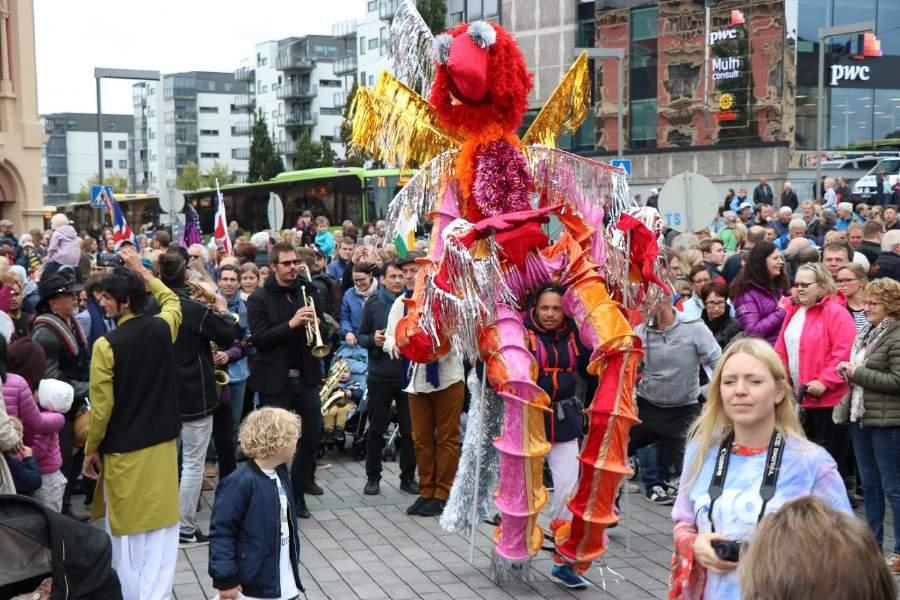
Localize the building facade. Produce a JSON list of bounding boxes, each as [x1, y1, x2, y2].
[[131, 72, 249, 194], [41, 113, 133, 205], [234, 34, 355, 171], [0, 0, 46, 229]]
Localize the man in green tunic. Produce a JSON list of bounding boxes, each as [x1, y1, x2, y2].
[[83, 246, 182, 600]]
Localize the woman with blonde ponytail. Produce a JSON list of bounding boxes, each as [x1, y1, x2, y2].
[[668, 338, 851, 600]]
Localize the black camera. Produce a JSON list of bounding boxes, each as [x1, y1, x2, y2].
[[96, 252, 123, 268], [711, 538, 744, 563]]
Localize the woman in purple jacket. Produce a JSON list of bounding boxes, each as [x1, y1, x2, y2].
[[730, 241, 790, 345]]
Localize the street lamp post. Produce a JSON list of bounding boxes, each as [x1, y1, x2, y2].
[[815, 21, 874, 200], [574, 48, 625, 159], [94, 68, 160, 185]]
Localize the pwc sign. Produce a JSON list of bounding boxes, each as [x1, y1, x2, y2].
[[708, 10, 745, 45], [828, 32, 884, 87]]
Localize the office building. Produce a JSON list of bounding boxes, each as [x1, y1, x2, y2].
[[42, 112, 134, 205]]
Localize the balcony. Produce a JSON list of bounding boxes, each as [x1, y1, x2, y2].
[[276, 53, 313, 71], [232, 121, 252, 136], [334, 55, 357, 76], [232, 148, 251, 160], [276, 140, 296, 155], [234, 66, 255, 82], [379, 0, 399, 21], [164, 110, 197, 123], [333, 90, 348, 108], [332, 19, 357, 38], [279, 112, 318, 128], [232, 95, 254, 110], [165, 133, 198, 145], [277, 82, 317, 100]]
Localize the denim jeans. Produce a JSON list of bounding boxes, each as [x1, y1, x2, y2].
[[178, 416, 213, 535], [850, 423, 900, 553]]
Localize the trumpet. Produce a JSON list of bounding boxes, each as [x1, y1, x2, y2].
[[297, 264, 330, 358], [320, 359, 350, 416]]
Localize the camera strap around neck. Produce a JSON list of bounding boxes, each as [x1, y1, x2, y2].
[[707, 429, 785, 533]]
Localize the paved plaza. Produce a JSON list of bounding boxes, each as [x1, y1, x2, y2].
[[71, 449, 895, 600]]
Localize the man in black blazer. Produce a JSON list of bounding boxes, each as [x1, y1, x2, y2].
[[247, 242, 324, 518], [753, 176, 774, 206]]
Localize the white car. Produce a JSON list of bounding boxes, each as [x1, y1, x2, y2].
[[853, 158, 900, 202]]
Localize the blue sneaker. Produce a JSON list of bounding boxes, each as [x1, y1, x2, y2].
[[551, 564, 589, 589]]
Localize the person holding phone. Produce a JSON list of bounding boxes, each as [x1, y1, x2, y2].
[[669, 338, 851, 600]]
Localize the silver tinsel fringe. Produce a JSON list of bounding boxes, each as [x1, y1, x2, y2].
[[389, 0, 437, 97], [440, 368, 504, 536], [491, 551, 535, 584]]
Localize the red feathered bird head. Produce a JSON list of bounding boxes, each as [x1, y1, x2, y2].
[[430, 21, 532, 137]]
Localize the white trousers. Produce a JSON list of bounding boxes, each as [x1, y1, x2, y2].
[[105, 519, 178, 600], [547, 439, 580, 522], [178, 415, 213, 535], [32, 470, 66, 512]]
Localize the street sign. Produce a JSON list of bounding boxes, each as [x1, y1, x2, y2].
[[158, 188, 185, 216], [657, 172, 720, 233], [267, 192, 284, 232], [611, 159, 632, 179], [90, 185, 113, 209]]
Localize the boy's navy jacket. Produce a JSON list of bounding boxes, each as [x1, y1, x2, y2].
[[209, 461, 304, 597]]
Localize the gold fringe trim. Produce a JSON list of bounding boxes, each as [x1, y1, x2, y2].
[[348, 71, 462, 168], [521, 52, 591, 148]]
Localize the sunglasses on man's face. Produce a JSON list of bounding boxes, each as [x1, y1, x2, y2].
[[277, 259, 302, 267]]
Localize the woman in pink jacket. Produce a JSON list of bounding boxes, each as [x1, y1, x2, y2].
[[775, 263, 855, 469], [2, 337, 65, 511]]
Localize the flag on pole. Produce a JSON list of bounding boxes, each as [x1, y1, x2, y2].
[[213, 179, 233, 255], [103, 188, 140, 250]]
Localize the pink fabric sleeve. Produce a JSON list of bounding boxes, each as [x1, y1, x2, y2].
[[818, 304, 855, 389], [15, 385, 64, 435]]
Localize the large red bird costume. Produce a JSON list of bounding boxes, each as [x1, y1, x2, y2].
[[349, 0, 666, 578]]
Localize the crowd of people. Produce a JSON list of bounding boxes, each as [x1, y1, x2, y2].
[[1, 175, 900, 598]]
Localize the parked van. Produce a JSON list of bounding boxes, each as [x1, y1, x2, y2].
[[853, 157, 900, 202]]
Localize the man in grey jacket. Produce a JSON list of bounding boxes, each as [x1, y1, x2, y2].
[[630, 294, 721, 505]]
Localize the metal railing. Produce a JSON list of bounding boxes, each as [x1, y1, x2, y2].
[[231, 121, 252, 136], [164, 110, 197, 123], [334, 55, 357, 76], [277, 82, 317, 99], [232, 95, 254, 110], [234, 66, 255, 82], [332, 20, 358, 37], [379, 0, 399, 21], [232, 147, 251, 160], [280, 112, 318, 127], [276, 53, 314, 70]]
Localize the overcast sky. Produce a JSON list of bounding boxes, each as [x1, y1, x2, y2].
[[35, 0, 361, 116]]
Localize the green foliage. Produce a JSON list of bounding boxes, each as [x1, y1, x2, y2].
[[416, 0, 447, 35], [176, 161, 203, 191], [204, 161, 236, 187], [248, 110, 284, 181], [76, 171, 129, 203], [319, 138, 336, 168], [292, 129, 321, 170]]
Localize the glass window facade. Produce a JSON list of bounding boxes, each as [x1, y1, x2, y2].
[[629, 7, 658, 149], [796, 0, 900, 151]]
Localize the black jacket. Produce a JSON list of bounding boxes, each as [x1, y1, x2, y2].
[[781, 190, 798, 211], [753, 184, 773, 205], [208, 462, 304, 597], [524, 310, 592, 443], [150, 287, 242, 421], [31, 314, 90, 416], [859, 240, 882, 269], [358, 290, 402, 382], [247, 275, 324, 393], [702, 310, 743, 350], [875, 251, 900, 283]]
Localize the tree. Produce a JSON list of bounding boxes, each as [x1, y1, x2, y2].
[[176, 161, 204, 191], [416, 0, 447, 35], [76, 171, 129, 203], [340, 81, 367, 168], [292, 129, 321, 170], [248, 110, 283, 181], [204, 161, 236, 188], [319, 138, 336, 168]]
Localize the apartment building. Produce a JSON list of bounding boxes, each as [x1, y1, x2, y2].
[[42, 112, 134, 205], [131, 71, 249, 193]]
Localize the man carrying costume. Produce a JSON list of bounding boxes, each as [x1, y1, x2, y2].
[[82, 246, 182, 598]]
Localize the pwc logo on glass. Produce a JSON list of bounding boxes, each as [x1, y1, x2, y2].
[[829, 32, 884, 86], [708, 10, 745, 45]]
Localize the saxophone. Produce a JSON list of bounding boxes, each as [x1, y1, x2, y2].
[[187, 280, 238, 396], [320, 359, 350, 416]]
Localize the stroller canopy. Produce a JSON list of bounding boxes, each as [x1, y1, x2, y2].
[[0, 495, 121, 599]]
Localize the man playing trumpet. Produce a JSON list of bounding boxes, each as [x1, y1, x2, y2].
[[247, 242, 325, 519]]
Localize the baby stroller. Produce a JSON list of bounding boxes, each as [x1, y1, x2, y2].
[[0, 494, 122, 599]]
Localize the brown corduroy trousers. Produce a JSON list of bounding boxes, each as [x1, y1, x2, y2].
[[408, 380, 465, 501]]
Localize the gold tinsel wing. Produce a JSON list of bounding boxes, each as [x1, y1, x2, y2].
[[347, 71, 463, 170], [522, 52, 592, 148]]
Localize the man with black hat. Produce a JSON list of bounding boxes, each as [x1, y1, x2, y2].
[[32, 265, 89, 516]]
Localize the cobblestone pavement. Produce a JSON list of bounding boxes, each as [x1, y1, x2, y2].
[[73, 450, 891, 600]]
